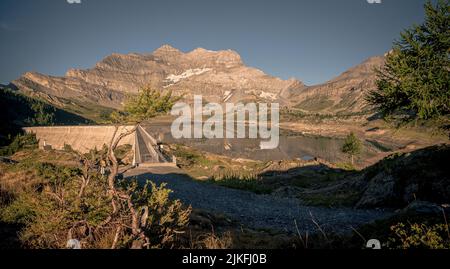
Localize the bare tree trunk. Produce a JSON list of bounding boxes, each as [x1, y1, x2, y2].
[[107, 126, 119, 192], [127, 195, 140, 235], [78, 159, 91, 199], [111, 225, 122, 249], [118, 191, 146, 249], [107, 124, 139, 192], [106, 124, 142, 246], [107, 124, 139, 216]]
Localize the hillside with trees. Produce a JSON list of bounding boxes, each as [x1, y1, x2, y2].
[[0, 87, 91, 147]]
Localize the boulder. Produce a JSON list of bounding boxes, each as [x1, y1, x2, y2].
[[355, 172, 396, 208], [400, 201, 447, 215], [355, 144, 450, 209]]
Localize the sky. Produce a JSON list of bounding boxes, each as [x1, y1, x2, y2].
[[0, 0, 433, 85]]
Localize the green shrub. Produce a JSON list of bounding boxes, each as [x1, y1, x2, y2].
[[35, 162, 80, 184], [130, 181, 191, 248], [1, 193, 37, 224], [0, 133, 38, 156], [172, 145, 202, 167], [341, 132, 362, 164], [0, 154, 191, 249], [388, 222, 450, 249]]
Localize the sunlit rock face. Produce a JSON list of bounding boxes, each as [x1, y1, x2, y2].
[[12, 45, 304, 109], [288, 56, 385, 114]]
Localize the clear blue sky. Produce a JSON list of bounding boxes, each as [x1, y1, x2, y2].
[[0, 0, 432, 85]]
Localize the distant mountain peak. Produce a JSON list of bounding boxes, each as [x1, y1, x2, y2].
[[153, 44, 183, 55], [152, 45, 244, 68], [289, 55, 386, 114], [12, 45, 303, 110]]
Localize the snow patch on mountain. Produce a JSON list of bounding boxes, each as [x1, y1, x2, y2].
[[165, 68, 212, 84], [259, 91, 278, 100]]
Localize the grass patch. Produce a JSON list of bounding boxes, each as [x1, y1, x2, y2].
[[334, 162, 357, 171], [56, 98, 116, 124], [298, 190, 362, 207], [208, 175, 272, 195], [295, 95, 334, 111], [171, 144, 204, 167], [279, 167, 351, 190]]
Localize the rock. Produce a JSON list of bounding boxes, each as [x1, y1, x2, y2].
[[356, 172, 396, 208], [401, 201, 446, 215], [403, 183, 419, 202], [356, 144, 450, 209]]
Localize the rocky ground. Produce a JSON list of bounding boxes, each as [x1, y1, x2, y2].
[[124, 166, 392, 234]]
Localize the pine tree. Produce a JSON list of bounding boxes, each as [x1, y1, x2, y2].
[[342, 132, 362, 165], [366, 0, 449, 124]]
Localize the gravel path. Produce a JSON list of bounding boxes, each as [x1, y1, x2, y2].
[[125, 166, 392, 234]]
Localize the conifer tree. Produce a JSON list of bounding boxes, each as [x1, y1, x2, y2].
[[366, 0, 449, 125]]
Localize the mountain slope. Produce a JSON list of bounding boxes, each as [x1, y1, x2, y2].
[[11, 45, 385, 118], [290, 56, 385, 114], [12, 45, 305, 110], [0, 87, 91, 146]]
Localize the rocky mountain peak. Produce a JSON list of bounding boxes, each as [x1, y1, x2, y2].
[[289, 55, 386, 114], [11, 45, 303, 109], [336, 56, 384, 79], [153, 44, 183, 56], [188, 48, 242, 69]]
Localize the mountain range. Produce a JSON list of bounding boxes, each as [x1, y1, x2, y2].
[[8, 45, 385, 120]]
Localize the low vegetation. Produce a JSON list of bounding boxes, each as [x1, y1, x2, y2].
[[0, 143, 192, 249], [280, 108, 369, 124], [0, 146, 323, 249], [0, 133, 38, 156], [388, 222, 450, 249], [208, 175, 273, 195], [1, 136, 449, 249]]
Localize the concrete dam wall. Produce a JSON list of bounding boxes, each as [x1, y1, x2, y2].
[[23, 125, 174, 166], [24, 125, 136, 153]]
